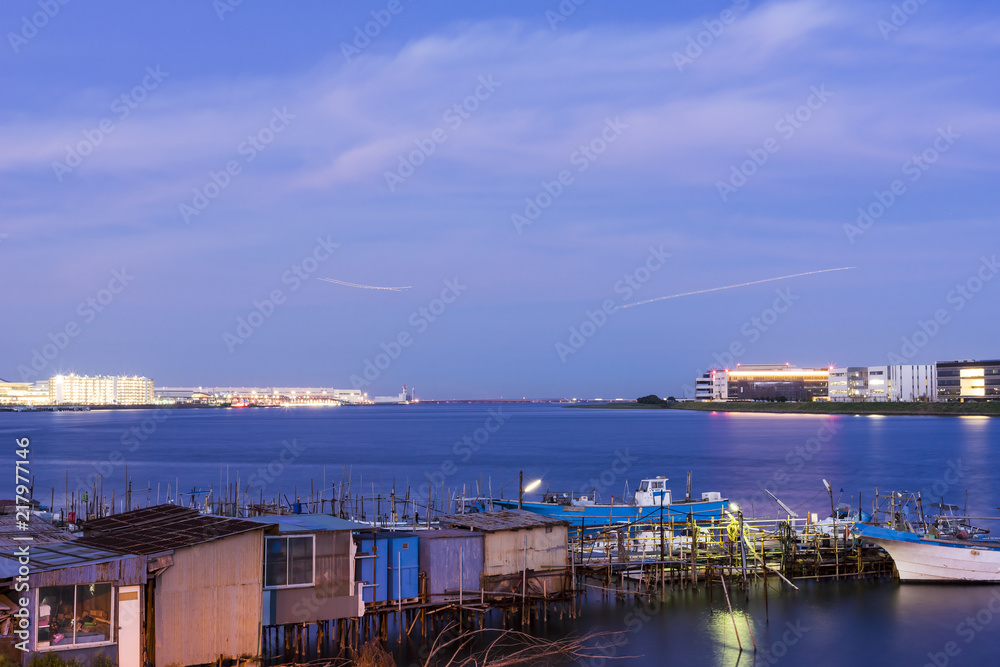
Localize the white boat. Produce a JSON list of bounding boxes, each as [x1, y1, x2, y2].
[[853, 523, 1000, 582]]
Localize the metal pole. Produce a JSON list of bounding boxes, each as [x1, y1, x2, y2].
[[518, 470, 523, 510]]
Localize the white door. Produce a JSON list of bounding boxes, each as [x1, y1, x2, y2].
[[117, 586, 142, 667]]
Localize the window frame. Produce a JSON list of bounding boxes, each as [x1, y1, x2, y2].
[[264, 534, 316, 590], [35, 583, 117, 652]]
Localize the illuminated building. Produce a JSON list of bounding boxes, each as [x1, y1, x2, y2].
[[936, 360, 1000, 401], [49, 374, 154, 405], [156, 386, 362, 405], [828, 365, 935, 402], [0, 380, 49, 406], [695, 370, 728, 400], [695, 364, 828, 402]]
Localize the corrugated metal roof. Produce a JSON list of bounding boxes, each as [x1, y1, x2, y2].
[[0, 514, 74, 549], [0, 540, 133, 578], [76, 504, 271, 555], [244, 514, 370, 533], [438, 510, 569, 532], [420, 528, 485, 539]]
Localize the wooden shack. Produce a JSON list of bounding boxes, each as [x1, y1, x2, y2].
[[418, 529, 484, 601], [437, 511, 569, 594], [0, 540, 146, 667], [244, 514, 367, 626], [77, 505, 273, 667]]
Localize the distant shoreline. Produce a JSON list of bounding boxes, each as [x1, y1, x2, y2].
[[567, 401, 1000, 417]]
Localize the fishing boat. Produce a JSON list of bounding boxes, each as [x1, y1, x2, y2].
[[853, 523, 1000, 582], [492, 475, 729, 528]]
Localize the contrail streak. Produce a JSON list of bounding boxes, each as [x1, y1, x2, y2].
[[319, 278, 411, 292], [620, 267, 856, 309]]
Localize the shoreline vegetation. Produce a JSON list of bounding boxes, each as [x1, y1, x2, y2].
[[568, 397, 1000, 417]]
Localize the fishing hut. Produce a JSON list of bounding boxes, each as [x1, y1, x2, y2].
[[418, 529, 484, 602], [356, 531, 419, 606], [244, 514, 368, 658], [437, 510, 571, 595], [0, 539, 145, 667], [76, 505, 272, 667]]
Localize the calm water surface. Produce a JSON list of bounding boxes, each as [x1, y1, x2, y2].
[[3, 404, 999, 666]]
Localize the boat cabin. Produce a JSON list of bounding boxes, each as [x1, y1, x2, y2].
[[634, 477, 672, 507]]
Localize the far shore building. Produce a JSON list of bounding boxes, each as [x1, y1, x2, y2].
[[49, 374, 154, 405], [695, 364, 829, 402], [936, 359, 1000, 401], [694, 369, 729, 401], [0, 380, 49, 406], [828, 365, 936, 402], [157, 386, 365, 405]]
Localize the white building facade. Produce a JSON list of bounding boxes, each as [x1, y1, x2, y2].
[[827, 365, 935, 402], [695, 370, 729, 401], [49, 374, 154, 405]]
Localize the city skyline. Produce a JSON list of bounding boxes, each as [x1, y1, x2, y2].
[[3, 0, 999, 399]]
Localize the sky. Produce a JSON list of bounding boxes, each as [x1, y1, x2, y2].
[[2, 0, 999, 399]]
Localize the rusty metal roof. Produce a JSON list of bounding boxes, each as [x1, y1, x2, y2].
[[76, 504, 272, 555], [0, 540, 134, 578], [0, 514, 74, 549], [437, 510, 568, 532]]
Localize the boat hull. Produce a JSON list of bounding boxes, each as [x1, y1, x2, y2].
[[855, 524, 1000, 582], [492, 498, 730, 528]]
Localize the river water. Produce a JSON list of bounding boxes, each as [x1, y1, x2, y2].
[[3, 404, 999, 666]]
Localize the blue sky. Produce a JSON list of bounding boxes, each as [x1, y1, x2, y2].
[[2, 0, 999, 398]]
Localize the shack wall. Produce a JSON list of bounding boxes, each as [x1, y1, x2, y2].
[[271, 531, 362, 624], [482, 525, 568, 577], [153, 530, 264, 667], [419, 531, 484, 599]]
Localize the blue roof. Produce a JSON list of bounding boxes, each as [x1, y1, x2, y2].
[[245, 514, 371, 533]]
